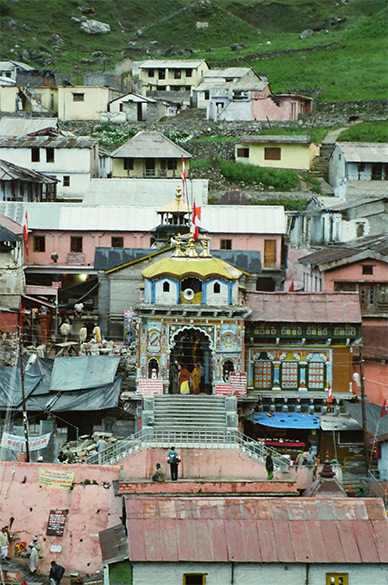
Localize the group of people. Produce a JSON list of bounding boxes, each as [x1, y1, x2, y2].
[[178, 363, 201, 394], [152, 447, 182, 482]]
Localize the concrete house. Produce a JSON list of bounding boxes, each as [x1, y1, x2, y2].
[[329, 142, 388, 199], [106, 93, 166, 123], [287, 195, 388, 249], [0, 84, 58, 113], [138, 59, 209, 96], [235, 135, 320, 171], [111, 131, 191, 179], [57, 86, 123, 121], [0, 135, 99, 200]]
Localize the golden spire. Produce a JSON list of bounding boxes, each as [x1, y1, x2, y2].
[[199, 235, 212, 258], [185, 234, 199, 257], [171, 233, 185, 257]]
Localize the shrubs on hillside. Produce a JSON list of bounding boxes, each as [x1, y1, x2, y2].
[[217, 158, 300, 191]]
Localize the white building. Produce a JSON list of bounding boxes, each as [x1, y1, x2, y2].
[[0, 135, 99, 200]]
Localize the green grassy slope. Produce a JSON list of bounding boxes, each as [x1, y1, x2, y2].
[[0, 0, 386, 102]]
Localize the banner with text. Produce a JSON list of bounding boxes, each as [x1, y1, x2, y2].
[[1, 432, 51, 452], [138, 378, 164, 395], [39, 468, 75, 489]]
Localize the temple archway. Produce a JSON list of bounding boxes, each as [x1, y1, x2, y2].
[[169, 327, 213, 394]]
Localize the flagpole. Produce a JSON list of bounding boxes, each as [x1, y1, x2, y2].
[[18, 318, 30, 463], [359, 344, 370, 473], [369, 418, 381, 471]]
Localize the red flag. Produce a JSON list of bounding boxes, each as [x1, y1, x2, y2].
[[289, 280, 294, 292], [192, 200, 201, 239], [23, 211, 29, 262], [379, 399, 388, 419], [327, 383, 333, 404], [181, 155, 186, 200]]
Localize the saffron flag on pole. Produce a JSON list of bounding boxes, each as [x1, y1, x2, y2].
[[192, 200, 201, 239], [23, 211, 29, 261], [327, 382, 333, 404], [379, 399, 388, 419], [181, 155, 186, 200], [289, 280, 294, 292]]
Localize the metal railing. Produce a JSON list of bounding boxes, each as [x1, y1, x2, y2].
[[367, 469, 387, 502], [87, 428, 291, 470]]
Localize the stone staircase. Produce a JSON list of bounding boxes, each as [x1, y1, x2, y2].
[[152, 395, 232, 431], [310, 143, 333, 178]]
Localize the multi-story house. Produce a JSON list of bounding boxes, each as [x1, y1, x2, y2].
[[138, 59, 209, 96]]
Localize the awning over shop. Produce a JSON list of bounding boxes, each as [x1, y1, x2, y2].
[[50, 356, 120, 391], [253, 412, 320, 429], [319, 415, 362, 431]]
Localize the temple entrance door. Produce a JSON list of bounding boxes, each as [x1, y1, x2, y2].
[[169, 328, 213, 394]]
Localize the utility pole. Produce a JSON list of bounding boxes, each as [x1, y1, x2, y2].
[[359, 345, 369, 473], [18, 326, 30, 462]]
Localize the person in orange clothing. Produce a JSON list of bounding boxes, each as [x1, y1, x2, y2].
[[191, 363, 201, 394], [179, 365, 190, 394]]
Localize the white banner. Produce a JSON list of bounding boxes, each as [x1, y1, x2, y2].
[[1, 432, 51, 452]]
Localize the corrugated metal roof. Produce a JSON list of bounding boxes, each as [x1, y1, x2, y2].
[[99, 524, 128, 564], [111, 131, 192, 159], [299, 235, 388, 266], [0, 117, 58, 137], [0, 135, 97, 149], [239, 135, 311, 145], [199, 205, 286, 234], [245, 292, 362, 324], [319, 415, 362, 431], [335, 142, 388, 163], [139, 59, 207, 69], [0, 214, 23, 235], [124, 497, 388, 563], [0, 159, 58, 183]]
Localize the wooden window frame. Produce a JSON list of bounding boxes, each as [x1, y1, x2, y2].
[[73, 93, 85, 102], [220, 239, 232, 250], [63, 176, 70, 187], [111, 236, 124, 248], [33, 235, 45, 253], [124, 158, 134, 170], [237, 147, 249, 158], [183, 575, 206, 585], [46, 147, 54, 163], [264, 147, 281, 161], [31, 147, 40, 162], [70, 236, 83, 253]]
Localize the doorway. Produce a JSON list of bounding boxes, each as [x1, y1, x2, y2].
[[169, 328, 213, 394]]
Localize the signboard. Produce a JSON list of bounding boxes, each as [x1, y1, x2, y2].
[[230, 372, 247, 396], [1, 432, 51, 452], [46, 509, 68, 536], [39, 468, 75, 490], [215, 373, 247, 396], [138, 378, 163, 395]]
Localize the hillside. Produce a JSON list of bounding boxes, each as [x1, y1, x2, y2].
[[0, 0, 387, 101]]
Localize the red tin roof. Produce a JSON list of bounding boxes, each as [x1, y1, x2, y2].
[[125, 497, 388, 564], [246, 292, 362, 324]]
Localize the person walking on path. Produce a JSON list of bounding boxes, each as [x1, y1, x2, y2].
[[265, 453, 274, 480], [28, 536, 41, 573], [166, 446, 181, 481], [49, 561, 65, 585], [152, 463, 166, 482]]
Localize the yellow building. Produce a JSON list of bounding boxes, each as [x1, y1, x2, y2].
[[111, 131, 191, 179], [57, 86, 123, 121], [235, 135, 320, 171], [138, 60, 209, 96], [0, 85, 57, 113]]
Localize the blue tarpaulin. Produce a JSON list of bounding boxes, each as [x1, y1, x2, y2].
[[253, 412, 320, 429]]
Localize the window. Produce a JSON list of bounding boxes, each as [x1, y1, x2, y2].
[[163, 281, 170, 292], [307, 362, 325, 389], [362, 264, 373, 275], [281, 361, 298, 389], [46, 148, 54, 163], [237, 147, 249, 158], [111, 237, 123, 248], [33, 235, 45, 253], [167, 159, 177, 171], [124, 158, 134, 170], [183, 575, 206, 585], [356, 222, 365, 237], [70, 236, 83, 253], [148, 69, 154, 77], [31, 147, 40, 162], [185, 69, 192, 77], [73, 93, 84, 102], [204, 90, 209, 100], [174, 69, 182, 79], [254, 360, 272, 389], [158, 69, 165, 80], [63, 176, 70, 187], [213, 282, 220, 293], [220, 239, 232, 250], [264, 147, 281, 160], [326, 574, 348, 585]]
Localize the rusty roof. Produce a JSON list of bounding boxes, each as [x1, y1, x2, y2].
[[124, 497, 388, 563], [245, 292, 362, 324], [299, 235, 388, 267], [99, 523, 128, 565], [0, 159, 58, 183], [0, 135, 97, 149]]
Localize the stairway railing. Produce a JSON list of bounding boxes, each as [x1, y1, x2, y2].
[[88, 428, 291, 470], [367, 469, 387, 502]]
